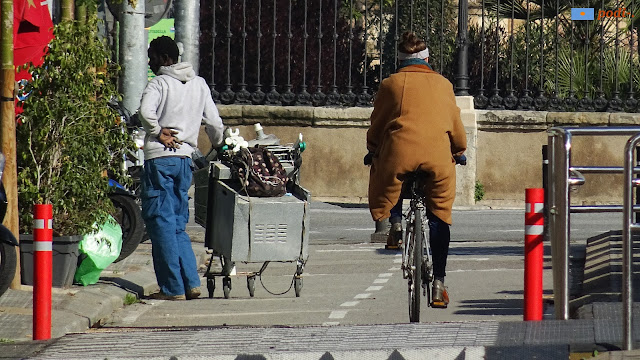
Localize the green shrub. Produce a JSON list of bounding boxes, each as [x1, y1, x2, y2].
[[124, 293, 139, 305], [475, 181, 486, 202], [17, 17, 134, 236]]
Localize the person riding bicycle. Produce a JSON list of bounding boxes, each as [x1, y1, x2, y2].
[[365, 31, 467, 308]]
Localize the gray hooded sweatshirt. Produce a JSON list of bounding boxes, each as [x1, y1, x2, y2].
[[139, 62, 224, 160]]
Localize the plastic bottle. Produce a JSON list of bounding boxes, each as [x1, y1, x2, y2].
[[247, 123, 280, 146], [255, 123, 266, 140]]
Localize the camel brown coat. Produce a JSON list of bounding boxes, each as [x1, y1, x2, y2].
[[367, 64, 467, 225]]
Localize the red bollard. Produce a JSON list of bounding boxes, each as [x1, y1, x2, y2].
[[33, 204, 52, 340], [524, 188, 544, 321]]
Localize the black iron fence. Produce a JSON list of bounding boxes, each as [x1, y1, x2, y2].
[[199, 0, 640, 112]]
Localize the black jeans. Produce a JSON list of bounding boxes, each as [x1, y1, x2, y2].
[[427, 211, 450, 280]]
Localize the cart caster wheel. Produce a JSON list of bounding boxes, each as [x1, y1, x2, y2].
[[223, 277, 232, 299], [207, 278, 215, 298], [247, 276, 256, 297], [294, 276, 302, 297]]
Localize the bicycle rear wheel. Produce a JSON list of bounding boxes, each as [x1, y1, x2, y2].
[[408, 207, 423, 323]]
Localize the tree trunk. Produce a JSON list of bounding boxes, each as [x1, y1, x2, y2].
[[0, 0, 21, 289], [61, 0, 74, 21], [76, 3, 86, 23]]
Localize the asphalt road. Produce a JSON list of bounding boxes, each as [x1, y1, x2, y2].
[[308, 201, 622, 244], [104, 201, 622, 329]]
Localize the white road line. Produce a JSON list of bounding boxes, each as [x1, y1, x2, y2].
[[323, 322, 340, 326], [365, 286, 383, 292], [393, 258, 402, 263], [329, 310, 349, 319], [373, 278, 389, 284], [316, 249, 381, 253], [452, 241, 508, 245], [172, 310, 329, 317], [354, 293, 371, 299], [340, 301, 360, 307], [379, 273, 393, 278], [311, 208, 370, 214], [448, 268, 524, 273], [448, 257, 490, 261], [389, 266, 401, 271]]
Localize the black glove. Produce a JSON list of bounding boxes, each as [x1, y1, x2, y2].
[[364, 152, 374, 166], [454, 154, 467, 165]]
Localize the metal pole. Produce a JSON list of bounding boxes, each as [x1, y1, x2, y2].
[[454, 0, 470, 95], [636, 147, 640, 224], [549, 129, 571, 320], [622, 134, 640, 350], [175, 0, 201, 74], [119, 0, 146, 115]]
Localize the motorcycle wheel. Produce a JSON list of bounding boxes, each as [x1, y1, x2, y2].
[[0, 241, 17, 297], [110, 194, 144, 263]]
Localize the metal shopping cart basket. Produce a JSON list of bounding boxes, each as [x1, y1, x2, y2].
[[193, 141, 309, 299]]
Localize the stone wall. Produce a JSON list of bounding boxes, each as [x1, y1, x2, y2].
[[196, 102, 640, 207], [476, 110, 640, 207]]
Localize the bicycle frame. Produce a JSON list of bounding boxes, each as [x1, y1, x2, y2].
[[402, 178, 432, 279], [401, 173, 434, 323]]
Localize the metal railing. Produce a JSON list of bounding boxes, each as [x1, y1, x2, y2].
[[199, 0, 469, 107], [547, 126, 640, 324], [197, 1, 640, 111], [622, 133, 640, 350]]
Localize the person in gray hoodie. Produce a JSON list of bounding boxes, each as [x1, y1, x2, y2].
[[139, 36, 224, 300]]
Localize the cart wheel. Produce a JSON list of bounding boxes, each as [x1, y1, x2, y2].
[[294, 276, 302, 297], [207, 278, 215, 298], [223, 277, 232, 299], [247, 276, 256, 297]]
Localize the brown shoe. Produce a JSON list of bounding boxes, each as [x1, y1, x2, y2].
[[431, 280, 449, 308], [186, 287, 201, 300], [385, 223, 403, 250], [149, 292, 186, 301]]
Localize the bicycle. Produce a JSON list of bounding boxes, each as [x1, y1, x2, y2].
[[401, 155, 466, 323]]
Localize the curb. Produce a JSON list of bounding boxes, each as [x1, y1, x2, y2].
[[52, 284, 128, 337]]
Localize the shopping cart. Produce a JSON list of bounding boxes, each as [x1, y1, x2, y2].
[[193, 140, 309, 299]]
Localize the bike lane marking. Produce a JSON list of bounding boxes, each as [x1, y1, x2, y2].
[[323, 249, 401, 325], [329, 310, 349, 319], [340, 301, 360, 307]]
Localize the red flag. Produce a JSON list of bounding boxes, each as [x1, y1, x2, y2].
[[14, 0, 55, 114]]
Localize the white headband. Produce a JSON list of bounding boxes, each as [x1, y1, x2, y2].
[[397, 48, 429, 60]]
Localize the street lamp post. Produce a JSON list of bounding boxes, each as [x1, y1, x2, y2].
[[455, 0, 470, 96]]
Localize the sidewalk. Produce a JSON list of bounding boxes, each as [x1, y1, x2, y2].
[[0, 239, 207, 348]]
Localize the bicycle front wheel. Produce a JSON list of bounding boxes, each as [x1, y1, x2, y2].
[[408, 207, 423, 323]]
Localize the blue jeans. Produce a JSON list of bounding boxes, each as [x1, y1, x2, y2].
[[390, 197, 450, 280], [141, 156, 200, 296]]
